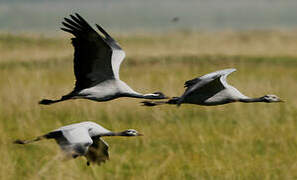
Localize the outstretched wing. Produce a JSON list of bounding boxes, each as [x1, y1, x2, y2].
[[95, 24, 126, 79], [85, 136, 109, 166], [52, 127, 93, 157], [178, 68, 236, 105], [218, 68, 236, 87], [61, 13, 125, 91], [184, 69, 236, 88]]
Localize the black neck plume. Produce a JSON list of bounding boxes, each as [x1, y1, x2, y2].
[[239, 96, 267, 103], [100, 131, 129, 137]]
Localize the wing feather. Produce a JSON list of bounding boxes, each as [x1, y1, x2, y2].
[[178, 68, 236, 105], [85, 136, 109, 166], [95, 24, 125, 79], [52, 127, 93, 157], [61, 13, 123, 91]]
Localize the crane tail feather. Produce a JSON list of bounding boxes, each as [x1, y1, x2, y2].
[[39, 99, 60, 105], [141, 101, 166, 106], [39, 95, 73, 105], [141, 97, 181, 107], [14, 136, 46, 145]]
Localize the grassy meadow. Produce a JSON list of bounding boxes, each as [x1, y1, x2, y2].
[[0, 30, 297, 179]]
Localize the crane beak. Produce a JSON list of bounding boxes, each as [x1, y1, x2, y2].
[[279, 99, 285, 102], [137, 133, 144, 136]]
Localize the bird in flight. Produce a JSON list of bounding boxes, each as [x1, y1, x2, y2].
[[171, 17, 180, 23], [14, 121, 143, 166], [39, 13, 166, 105], [142, 68, 283, 106]]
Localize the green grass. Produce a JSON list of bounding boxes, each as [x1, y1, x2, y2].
[[0, 31, 296, 179]]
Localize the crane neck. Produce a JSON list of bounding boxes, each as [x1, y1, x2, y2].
[[100, 131, 126, 137], [239, 96, 266, 103], [117, 80, 164, 99]]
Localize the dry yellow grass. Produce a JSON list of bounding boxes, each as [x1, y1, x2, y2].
[[0, 31, 296, 179], [1, 30, 297, 63]]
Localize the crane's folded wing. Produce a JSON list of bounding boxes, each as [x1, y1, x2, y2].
[[85, 136, 109, 166]]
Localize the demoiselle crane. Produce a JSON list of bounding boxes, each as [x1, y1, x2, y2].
[[14, 121, 143, 166], [39, 13, 166, 105], [142, 68, 283, 106]]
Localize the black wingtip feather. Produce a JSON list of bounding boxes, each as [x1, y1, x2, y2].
[[75, 13, 86, 23], [69, 14, 83, 26], [75, 13, 81, 18], [62, 22, 78, 31], [184, 78, 198, 88], [74, 13, 91, 27], [64, 17, 80, 28], [60, 27, 74, 34], [96, 24, 111, 39]]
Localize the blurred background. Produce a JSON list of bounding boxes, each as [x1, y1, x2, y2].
[[1, 0, 297, 33], [1, 1, 297, 180]]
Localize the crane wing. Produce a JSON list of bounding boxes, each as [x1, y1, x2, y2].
[[218, 68, 236, 87], [61, 127, 92, 144], [51, 127, 93, 156], [95, 24, 126, 80], [85, 136, 109, 166], [61, 13, 125, 91], [178, 68, 236, 105]]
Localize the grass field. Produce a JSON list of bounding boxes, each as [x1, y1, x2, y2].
[[0, 31, 297, 180]]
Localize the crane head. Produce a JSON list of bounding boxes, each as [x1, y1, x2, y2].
[[263, 94, 284, 103], [121, 129, 143, 136]]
